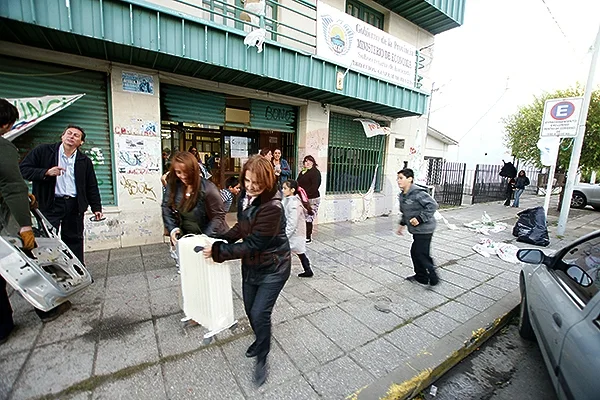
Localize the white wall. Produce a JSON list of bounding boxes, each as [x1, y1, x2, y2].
[[424, 135, 448, 159]]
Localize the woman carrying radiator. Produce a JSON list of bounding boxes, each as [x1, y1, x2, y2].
[[203, 154, 291, 387]]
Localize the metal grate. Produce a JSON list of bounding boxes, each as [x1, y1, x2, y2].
[[426, 159, 465, 207], [472, 164, 508, 204], [326, 113, 385, 194]]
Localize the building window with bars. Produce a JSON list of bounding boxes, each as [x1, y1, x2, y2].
[[327, 113, 386, 195], [346, 0, 384, 30]]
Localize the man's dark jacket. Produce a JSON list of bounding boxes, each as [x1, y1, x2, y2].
[[19, 142, 102, 214], [211, 187, 291, 285], [0, 137, 32, 227]]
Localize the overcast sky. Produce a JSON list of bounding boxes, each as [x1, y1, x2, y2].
[[428, 0, 600, 168]]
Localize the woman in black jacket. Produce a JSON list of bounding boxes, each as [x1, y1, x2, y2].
[[204, 155, 291, 386], [296, 155, 321, 243], [162, 151, 228, 246]]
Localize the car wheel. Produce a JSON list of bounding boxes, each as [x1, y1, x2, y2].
[[571, 191, 587, 209], [518, 282, 536, 341]]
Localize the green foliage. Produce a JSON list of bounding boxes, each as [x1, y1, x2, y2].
[[503, 87, 600, 172]]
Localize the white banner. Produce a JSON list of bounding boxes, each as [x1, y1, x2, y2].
[[4, 94, 85, 141], [316, 2, 416, 88], [353, 118, 390, 138]]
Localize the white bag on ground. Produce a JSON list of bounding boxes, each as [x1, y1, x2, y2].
[[177, 234, 236, 336]]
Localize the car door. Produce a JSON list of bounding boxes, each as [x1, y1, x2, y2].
[[525, 234, 600, 393], [557, 286, 600, 399]]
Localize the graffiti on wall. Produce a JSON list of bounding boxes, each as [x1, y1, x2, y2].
[[119, 176, 157, 202], [85, 147, 106, 166], [114, 119, 158, 137], [117, 134, 161, 174]]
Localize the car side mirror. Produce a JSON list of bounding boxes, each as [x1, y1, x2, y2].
[[517, 249, 545, 264], [566, 265, 593, 287]]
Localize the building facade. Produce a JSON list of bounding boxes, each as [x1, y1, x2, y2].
[[0, 0, 465, 251]]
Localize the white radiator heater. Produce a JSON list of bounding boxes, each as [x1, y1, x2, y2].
[[177, 234, 237, 343]]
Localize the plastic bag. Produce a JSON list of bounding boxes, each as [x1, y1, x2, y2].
[[512, 206, 550, 247]]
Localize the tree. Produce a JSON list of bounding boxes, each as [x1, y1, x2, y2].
[[503, 87, 600, 173]]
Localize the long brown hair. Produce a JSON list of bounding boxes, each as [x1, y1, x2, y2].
[[242, 155, 276, 194], [167, 151, 200, 212]]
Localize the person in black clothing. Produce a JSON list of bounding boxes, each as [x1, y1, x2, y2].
[[204, 155, 291, 387], [504, 177, 516, 207], [512, 170, 530, 208], [296, 155, 321, 243], [20, 125, 103, 264]]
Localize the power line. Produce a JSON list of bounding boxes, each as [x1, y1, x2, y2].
[[457, 81, 509, 142], [540, 0, 578, 55]]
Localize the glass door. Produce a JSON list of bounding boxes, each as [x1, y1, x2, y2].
[[221, 130, 259, 187]]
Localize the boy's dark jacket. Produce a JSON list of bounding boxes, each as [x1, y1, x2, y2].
[[398, 184, 438, 234]]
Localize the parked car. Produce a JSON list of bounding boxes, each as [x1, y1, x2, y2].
[[571, 183, 600, 209], [517, 232, 600, 400]]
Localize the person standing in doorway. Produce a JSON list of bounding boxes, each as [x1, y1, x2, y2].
[[396, 168, 439, 286], [272, 149, 291, 188], [512, 170, 530, 208], [297, 155, 321, 243], [259, 148, 273, 162], [204, 155, 290, 386], [20, 125, 103, 264]]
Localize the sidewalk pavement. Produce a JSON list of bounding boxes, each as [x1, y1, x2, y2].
[[2, 195, 600, 400]]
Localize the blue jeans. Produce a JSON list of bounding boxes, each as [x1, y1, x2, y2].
[[513, 189, 524, 207]]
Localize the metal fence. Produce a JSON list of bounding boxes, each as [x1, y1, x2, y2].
[[425, 159, 466, 207], [472, 164, 509, 204]]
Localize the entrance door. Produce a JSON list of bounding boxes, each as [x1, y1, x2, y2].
[[221, 131, 259, 187]]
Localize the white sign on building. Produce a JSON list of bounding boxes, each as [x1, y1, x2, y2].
[[539, 97, 584, 138], [316, 1, 416, 88]]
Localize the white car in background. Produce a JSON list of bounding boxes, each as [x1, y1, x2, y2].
[[571, 183, 600, 209]]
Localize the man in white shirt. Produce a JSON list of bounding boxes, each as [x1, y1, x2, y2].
[[20, 125, 103, 264]]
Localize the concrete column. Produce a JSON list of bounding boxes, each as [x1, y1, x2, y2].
[[591, 170, 597, 184], [106, 66, 163, 248]]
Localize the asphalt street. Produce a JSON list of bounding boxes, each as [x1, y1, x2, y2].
[[420, 319, 557, 400]]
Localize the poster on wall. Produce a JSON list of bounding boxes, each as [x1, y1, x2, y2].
[[122, 71, 154, 95], [231, 136, 249, 158], [316, 1, 416, 88], [117, 134, 161, 174]]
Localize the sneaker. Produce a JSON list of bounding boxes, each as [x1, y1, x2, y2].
[[305, 238, 312, 244]]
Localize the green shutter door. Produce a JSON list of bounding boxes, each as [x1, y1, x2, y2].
[[161, 84, 226, 126], [249, 100, 297, 133], [0, 55, 115, 206], [327, 113, 385, 194]]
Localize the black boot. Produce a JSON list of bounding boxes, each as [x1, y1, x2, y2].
[[245, 341, 258, 358], [254, 357, 268, 386], [298, 253, 313, 278], [306, 222, 313, 243]]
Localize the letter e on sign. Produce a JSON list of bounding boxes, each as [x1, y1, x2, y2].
[[540, 97, 583, 138], [550, 102, 575, 120]]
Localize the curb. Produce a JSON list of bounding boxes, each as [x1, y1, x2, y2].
[[355, 288, 521, 400]]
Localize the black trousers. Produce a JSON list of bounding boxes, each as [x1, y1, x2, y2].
[[242, 274, 288, 361], [410, 233, 437, 283], [43, 197, 85, 263], [0, 275, 14, 338]]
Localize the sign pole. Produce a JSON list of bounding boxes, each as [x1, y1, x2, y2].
[[543, 163, 556, 217], [557, 23, 600, 236]]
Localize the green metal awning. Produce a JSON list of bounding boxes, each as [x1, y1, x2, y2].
[[0, 0, 429, 118], [375, 0, 466, 34]]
